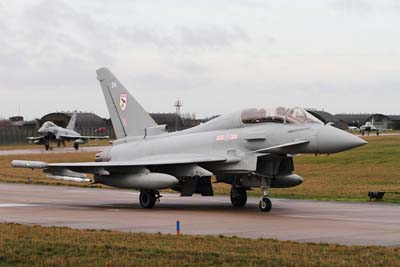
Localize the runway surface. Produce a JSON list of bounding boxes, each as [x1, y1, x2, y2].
[[0, 146, 108, 156], [0, 183, 399, 247]]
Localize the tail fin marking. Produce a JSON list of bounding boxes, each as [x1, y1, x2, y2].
[[96, 67, 157, 139]]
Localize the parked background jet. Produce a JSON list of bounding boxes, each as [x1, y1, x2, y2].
[[359, 121, 382, 136], [27, 111, 109, 150], [13, 68, 367, 212]]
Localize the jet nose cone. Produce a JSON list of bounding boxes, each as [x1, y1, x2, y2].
[[317, 125, 367, 154]]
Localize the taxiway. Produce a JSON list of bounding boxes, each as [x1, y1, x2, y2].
[[0, 183, 399, 247]]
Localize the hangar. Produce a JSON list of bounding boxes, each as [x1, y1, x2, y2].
[[39, 112, 112, 137], [39, 112, 201, 136], [0, 111, 203, 145], [363, 114, 400, 130], [306, 110, 346, 129], [312, 112, 400, 130]]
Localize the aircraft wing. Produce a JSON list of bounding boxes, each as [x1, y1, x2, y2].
[[252, 140, 310, 154], [27, 136, 45, 141], [11, 153, 227, 174], [79, 136, 110, 140], [50, 134, 109, 140]]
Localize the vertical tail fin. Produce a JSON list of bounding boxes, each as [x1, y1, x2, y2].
[[96, 67, 157, 139], [66, 111, 77, 130]]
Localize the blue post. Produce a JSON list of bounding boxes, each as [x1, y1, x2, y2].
[[176, 220, 180, 235]]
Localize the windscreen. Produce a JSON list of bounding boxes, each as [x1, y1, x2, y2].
[[241, 107, 323, 125], [43, 121, 56, 127], [241, 108, 286, 124], [285, 107, 323, 124]]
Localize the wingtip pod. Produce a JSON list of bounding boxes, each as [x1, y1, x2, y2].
[[11, 160, 48, 169]]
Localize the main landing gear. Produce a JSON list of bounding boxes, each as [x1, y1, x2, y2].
[[230, 187, 247, 207], [139, 190, 161, 209], [259, 178, 272, 212]]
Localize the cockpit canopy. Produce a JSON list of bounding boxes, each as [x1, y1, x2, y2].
[[241, 107, 323, 125], [42, 121, 56, 128]]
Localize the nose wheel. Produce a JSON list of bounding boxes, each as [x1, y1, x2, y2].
[[259, 177, 272, 212], [259, 197, 272, 212]]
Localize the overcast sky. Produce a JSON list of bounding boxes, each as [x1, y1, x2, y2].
[[0, 0, 399, 120]]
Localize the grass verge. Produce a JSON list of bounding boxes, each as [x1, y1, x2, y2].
[[0, 223, 399, 267]]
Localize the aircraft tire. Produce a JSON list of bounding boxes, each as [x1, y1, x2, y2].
[[74, 144, 79, 150], [139, 190, 156, 209], [259, 197, 272, 212], [230, 187, 247, 207], [45, 144, 49, 151]]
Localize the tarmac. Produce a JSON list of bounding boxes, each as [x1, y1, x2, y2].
[[0, 183, 399, 247]]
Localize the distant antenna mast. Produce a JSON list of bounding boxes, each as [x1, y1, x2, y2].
[[174, 99, 182, 131], [175, 99, 182, 114]]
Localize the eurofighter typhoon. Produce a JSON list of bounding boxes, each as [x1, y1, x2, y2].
[[12, 68, 367, 212], [27, 111, 109, 150]]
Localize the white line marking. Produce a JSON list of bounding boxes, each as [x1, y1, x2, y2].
[[0, 203, 37, 208], [283, 214, 400, 224]]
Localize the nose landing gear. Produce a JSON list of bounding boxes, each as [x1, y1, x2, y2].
[[259, 197, 272, 212], [259, 178, 272, 212]]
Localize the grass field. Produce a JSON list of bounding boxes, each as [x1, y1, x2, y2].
[[0, 223, 399, 267], [1, 135, 400, 202], [0, 152, 103, 188], [271, 135, 400, 202]]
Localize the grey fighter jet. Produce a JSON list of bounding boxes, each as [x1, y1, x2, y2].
[[12, 68, 367, 212], [27, 111, 109, 150]]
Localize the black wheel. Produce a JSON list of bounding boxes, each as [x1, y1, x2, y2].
[[259, 197, 272, 212], [74, 144, 79, 150], [45, 144, 50, 151], [139, 190, 156, 209], [230, 187, 247, 207]]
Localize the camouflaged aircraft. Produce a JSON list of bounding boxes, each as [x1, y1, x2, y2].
[[12, 68, 367, 212]]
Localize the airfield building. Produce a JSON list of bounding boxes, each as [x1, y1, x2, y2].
[[306, 110, 346, 129], [0, 111, 203, 145], [311, 112, 400, 130]]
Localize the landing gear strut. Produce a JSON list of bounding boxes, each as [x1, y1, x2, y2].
[[259, 178, 272, 212], [230, 187, 247, 207], [139, 190, 160, 209], [74, 143, 79, 150]]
